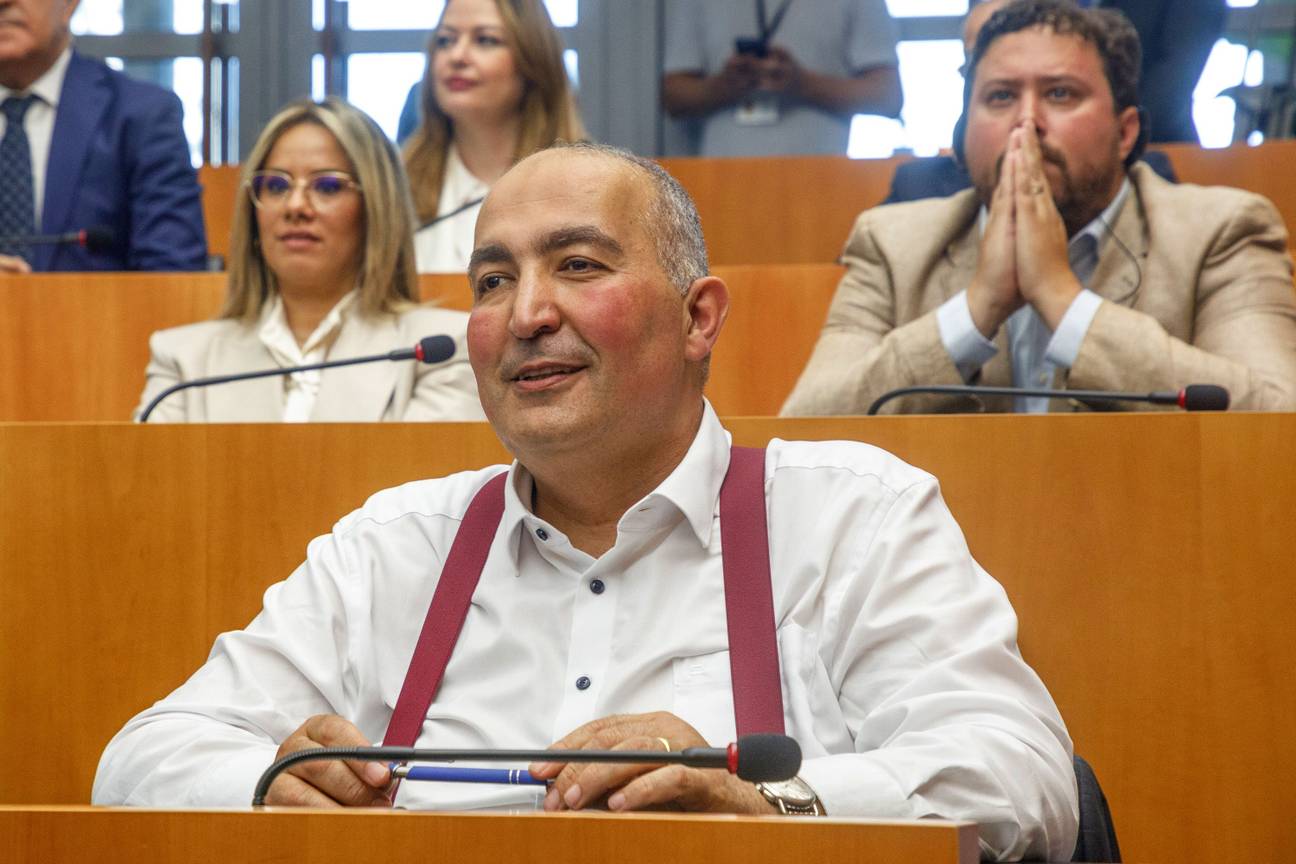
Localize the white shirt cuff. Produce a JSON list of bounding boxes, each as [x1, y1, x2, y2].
[[936, 291, 998, 382], [1044, 290, 1102, 369]]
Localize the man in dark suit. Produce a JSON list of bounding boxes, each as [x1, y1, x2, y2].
[[0, 0, 206, 272]]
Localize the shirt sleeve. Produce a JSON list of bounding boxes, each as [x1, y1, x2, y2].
[[662, 0, 707, 74], [92, 530, 360, 807], [846, 0, 900, 72], [802, 474, 1079, 861], [1044, 289, 1102, 369], [936, 290, 999, 381]]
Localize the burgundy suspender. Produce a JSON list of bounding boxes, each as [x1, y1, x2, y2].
[[384, 472, 507, 747], [383, 446, 785, 747], [717, 446, 787, 736]]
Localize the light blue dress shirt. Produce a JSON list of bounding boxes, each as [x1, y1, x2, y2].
[[936, 180, 1131, 412]]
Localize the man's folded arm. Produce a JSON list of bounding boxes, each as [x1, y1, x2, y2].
[[782, 215, 967, 416], [93, 532, 361, 806], [811, 476, 1078, 861], [1065, 194, 1296, 410]]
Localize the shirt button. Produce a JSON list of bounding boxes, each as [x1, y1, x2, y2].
[[575, 675, 591, 691], [589, 579, 605, 595], [536, 528, 549, 541]]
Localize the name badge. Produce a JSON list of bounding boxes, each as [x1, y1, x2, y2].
[[735, 93, 780, 126]]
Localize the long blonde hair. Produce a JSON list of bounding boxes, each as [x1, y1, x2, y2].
[[223, 97, 420, 322], [403, 0, 586, 224]]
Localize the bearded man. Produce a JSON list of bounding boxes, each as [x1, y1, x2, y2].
[[783, 0, 1296, 415]]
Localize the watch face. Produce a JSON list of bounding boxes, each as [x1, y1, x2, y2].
[[760, 777, 817, 806]]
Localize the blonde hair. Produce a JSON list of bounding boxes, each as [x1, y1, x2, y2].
[[403, 0, 586, 224], [222, 97, 420, 322]]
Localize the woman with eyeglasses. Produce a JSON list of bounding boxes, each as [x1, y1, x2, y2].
[[404, 0, 585, 272], [134, 98, 483, 423]]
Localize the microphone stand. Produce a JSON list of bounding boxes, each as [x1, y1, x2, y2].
[[867, 385, 1205, 415], [138, 337, 454, 423]]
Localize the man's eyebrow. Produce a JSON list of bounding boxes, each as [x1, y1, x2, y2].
[[468, 244, 514, 274], [536, 226, 625, 258]]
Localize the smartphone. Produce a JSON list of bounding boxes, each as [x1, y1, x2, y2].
[[734, 37, 768, 59]]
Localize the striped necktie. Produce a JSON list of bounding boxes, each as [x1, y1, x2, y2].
[[0, 95, 38, 259]]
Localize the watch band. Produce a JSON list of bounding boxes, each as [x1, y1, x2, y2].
[[756, 777, 825, 816]]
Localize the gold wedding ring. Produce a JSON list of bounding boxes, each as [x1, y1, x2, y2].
[[1028, 182, 1046, 195], [656, 737, 672, 752]]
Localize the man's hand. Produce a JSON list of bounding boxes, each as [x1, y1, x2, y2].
[[529, 712, 776, 815], [967, 130, 1023, 338], [715, 53, 761, 104], [1013, 123, 1082, 329], [758, 46, 803, 97], [0, 254, 32, 274], [264, 714, 392, 808]]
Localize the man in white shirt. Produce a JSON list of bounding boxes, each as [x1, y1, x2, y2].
[[783, 0, 1296, 415], [94, 141, 1078, 861]]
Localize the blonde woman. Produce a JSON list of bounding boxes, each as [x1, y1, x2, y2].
[[405, 0, 585, 272], [136, 98, 483, 423]]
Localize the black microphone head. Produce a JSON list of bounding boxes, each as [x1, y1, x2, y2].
[[82, 226, 116, 253], [415, 335, 456, 365], [1182, 384, 1229, 411], [734, 734, 801, 782]]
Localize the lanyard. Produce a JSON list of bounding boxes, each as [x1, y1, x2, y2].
[[756, 0, 794, 42]]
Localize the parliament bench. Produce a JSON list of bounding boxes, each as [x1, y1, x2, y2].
[[0, 264, 840, 421]]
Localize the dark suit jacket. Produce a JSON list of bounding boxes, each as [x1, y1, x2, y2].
[[37, 51, 207, 271], [1101, 0, 1226, 144], [884, 151, 1178, 205]]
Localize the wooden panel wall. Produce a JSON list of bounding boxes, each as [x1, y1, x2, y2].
[[1, 413, 1293, 864], [200, 140, 1296, 265], [0, 264, 841, 421]]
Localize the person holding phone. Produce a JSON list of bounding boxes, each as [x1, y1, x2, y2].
[[661, 0, 902, 157]]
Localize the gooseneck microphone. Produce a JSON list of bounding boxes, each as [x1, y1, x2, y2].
[[250, 733, 802, 806], [866, 383, 1230, 415], [0, 226, 115, 253], [137, 335, 457, 423]]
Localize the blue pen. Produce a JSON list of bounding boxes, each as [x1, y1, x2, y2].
[[391, 764, 548, 786]]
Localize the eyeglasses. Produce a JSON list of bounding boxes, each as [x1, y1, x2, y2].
[[246, 170, 362, 210]]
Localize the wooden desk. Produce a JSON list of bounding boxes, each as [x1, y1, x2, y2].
[[0, 806, 978, 864], [0, 803, 974, 864], [200, 141, 1296, 264], [0, 264, 840, 420], [1, 414, 1293, 864]]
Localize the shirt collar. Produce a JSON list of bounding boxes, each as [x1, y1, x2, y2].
[[257, 290, 358, 367], [1, 46, 72, 106], [496, 399, 732, 570]]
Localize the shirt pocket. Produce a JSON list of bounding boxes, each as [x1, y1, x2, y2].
[[670, 624, 848, 756]]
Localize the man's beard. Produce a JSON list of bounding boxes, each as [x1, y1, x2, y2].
[[974, 139, 1125, 236]]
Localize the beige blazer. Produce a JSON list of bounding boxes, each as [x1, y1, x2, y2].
[[782, 164, 1296, 414], [136, 304, 485, 422]]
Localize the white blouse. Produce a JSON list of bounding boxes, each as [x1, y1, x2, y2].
[[413, 145, 490, 274]]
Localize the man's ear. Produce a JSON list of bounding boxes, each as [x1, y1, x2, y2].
[[682, 275, 729, 365], [1117, 104, 1141, 164]]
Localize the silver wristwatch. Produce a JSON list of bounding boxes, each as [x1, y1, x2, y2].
[[756, 776, 825, 816]]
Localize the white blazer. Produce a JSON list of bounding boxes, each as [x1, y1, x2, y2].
[[136, 305, 485, 423]]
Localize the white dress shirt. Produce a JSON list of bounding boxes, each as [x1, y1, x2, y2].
[[256, 291, 356, 422], [937, 180, 1132, 412], [94, 402, 1077, 861], [413, 146, 489, 273], [0, 47, 72, 226]]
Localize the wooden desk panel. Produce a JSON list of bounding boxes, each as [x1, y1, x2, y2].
[[0, 807, 978, 864], [0, 265, 842, 420], [202, 141, 1296, 266], [1, 414, 1294, 864]]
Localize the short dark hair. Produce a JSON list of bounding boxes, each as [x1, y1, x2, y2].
[[963, 0, 1142, 115]]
